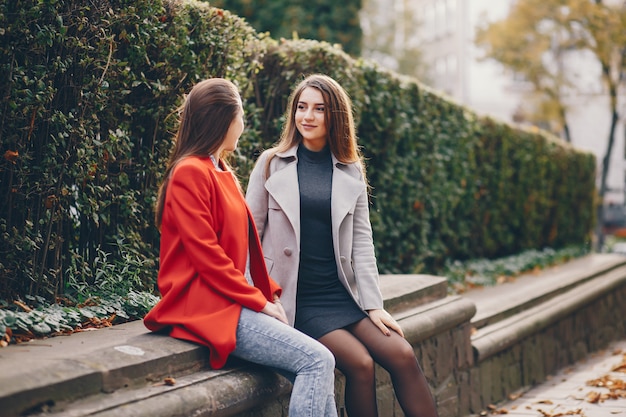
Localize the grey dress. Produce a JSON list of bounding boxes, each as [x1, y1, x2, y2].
[[294, 143, 367, 339]]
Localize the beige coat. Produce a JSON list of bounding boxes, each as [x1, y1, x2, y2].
[[246, 146, 384, 326]]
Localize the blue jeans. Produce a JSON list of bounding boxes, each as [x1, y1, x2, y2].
[[233, 307, 338, 417]]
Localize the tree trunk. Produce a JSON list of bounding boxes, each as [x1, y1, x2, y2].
[[595, 108, 619, 251], [559, 105, 572, 143]]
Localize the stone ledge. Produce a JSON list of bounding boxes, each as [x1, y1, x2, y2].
[[23, 294, 471, 417], [472, 263, 626, 362], [380, 274, 448, 314], [30, 363, 291, 417], [0, 274, 446, 417], [464, 253, 626, 329], [396, 295, 476, 344], [0, 324, 211, 417]]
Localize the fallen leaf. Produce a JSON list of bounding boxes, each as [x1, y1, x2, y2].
[[538, 408, 583, 417], [3, 150, 18, 163], [585, 374, 626, 402], [536, 399, 554, 405], [586, 391, 601, 403], [13, 300, 32, 312], [612, 358, 626, 373]]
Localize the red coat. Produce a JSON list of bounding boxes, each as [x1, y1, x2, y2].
[[144, 156, 281, 369]]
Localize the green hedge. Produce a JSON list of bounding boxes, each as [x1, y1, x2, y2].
[[0, 0, 266, 301], [247, 43, 595, 272], [0, 0, 595, 303]]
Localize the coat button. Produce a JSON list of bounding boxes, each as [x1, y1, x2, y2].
[[284, 248, 292, 256]]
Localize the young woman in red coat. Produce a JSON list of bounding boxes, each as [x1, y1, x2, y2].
[[144, 78, 338, 417]]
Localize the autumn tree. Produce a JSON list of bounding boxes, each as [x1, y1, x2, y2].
[[209, 0, 363, 56], [475, 0, 626, 250]]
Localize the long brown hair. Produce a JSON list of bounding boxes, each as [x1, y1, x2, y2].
[[155, 78, 241, 228], [267, 74, 365, 177]]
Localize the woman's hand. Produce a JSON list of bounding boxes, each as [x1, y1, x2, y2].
[[367, 309, 404, 338], [261, 299, 288, 324]]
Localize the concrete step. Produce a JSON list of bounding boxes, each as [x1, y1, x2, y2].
[[0, 274, 446, 417], [380, 273, 448, 314], [462, 253, 626, 329], [472, 261, 626, 361]]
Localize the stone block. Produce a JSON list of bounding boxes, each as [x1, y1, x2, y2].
[[455, 324, 475, 368], [468, 367, 483, 415], [434, 373, 459, 417], [433, 331, 455, 381], [436, 394, 459, 417], [479, 358, 494, 407], [456, 369, 472, 417]]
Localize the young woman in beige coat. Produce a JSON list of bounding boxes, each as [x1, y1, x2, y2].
[[246, 74, 438, 417]]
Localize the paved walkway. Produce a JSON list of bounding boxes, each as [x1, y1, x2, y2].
[[488, 338, 626, 417]]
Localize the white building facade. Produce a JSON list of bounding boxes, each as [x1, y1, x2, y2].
[[361, 0, 626, 206]]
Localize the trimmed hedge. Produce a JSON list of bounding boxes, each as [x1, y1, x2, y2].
[[248, 42, 595, 272], [0, 0, 595, 303]]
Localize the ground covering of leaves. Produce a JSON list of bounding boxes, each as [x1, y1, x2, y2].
[[0, 291, 158, 348], [1, 318, 117, 347], [484, 349, 626, 416]]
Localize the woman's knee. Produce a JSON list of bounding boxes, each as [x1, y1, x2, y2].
[[388, 341, 419, 371], [342, 352, 375, 379], [313, 342, 336, 373]]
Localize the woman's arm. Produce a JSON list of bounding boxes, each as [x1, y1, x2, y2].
[[351, 185, 385, 311]]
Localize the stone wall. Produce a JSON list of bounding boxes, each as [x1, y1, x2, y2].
[[468, 258, 626, 415]]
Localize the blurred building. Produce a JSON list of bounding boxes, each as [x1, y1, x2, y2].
[[361, 0, 626, 206]]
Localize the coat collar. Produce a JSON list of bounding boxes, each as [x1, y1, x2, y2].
[[265, 145, 365, 247], [275, 143, 354, 169]]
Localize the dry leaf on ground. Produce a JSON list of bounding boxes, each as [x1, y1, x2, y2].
[[537, 408, 583, 417], [585, 374, 626, 402]]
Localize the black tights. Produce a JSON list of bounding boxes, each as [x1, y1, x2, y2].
[[318, 318, 439, 417]]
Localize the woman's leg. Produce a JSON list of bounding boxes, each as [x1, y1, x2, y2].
[[348, 318, 439, 417], [319, 328, 378, 417], [232, 308, 338, 417]]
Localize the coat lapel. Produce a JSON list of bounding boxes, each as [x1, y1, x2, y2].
[[263, 147, 364, 250], [264, 156, 301, 247], [331, 161, 364, 235]]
